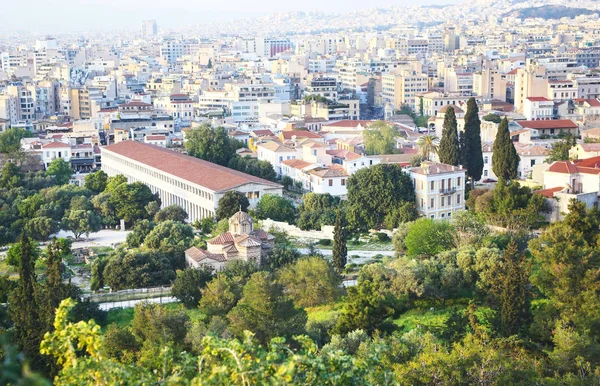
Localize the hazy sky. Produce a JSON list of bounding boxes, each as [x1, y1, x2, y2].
[[3, 0, 457, 33]]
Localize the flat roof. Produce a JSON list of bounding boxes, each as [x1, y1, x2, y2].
[[102, 141, 282, 193]]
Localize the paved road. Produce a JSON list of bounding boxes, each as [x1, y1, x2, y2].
[[298, 248, 395, 264], [52, 229, 131, 248]]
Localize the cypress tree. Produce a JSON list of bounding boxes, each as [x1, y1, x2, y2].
[[463, 98, 484, 187], [492, 117, 520, 180], [39, 239, 70, 331], [8, 233, 45, 370], [490, 239, 532, 337], [332, 210, 347, 274], [438, 106, 460, 166]]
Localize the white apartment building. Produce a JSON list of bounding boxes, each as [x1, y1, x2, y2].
[[382, 71, 428, 111], [101, 141, 283, 223], [473, 69, 507, 102], [160, 40, 184, 65], [523, 97, 554, 120], [257, 141, 299, 176], [304, 78, 338, 101], [547, 80, 577, 102], [153, 95, 194, 121], [408, 162, 466, 220], [417, 92, 479, 118]]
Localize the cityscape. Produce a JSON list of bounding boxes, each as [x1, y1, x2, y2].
[[1, 0, 600, 383]]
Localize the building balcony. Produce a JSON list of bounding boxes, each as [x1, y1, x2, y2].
[[439, 187, 456, 195]]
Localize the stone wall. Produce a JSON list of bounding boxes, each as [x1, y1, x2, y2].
[[260, 219, 335, 240]]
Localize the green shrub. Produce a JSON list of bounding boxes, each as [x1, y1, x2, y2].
[[375, 232, 390, 242], [318, 239, 331, 246]]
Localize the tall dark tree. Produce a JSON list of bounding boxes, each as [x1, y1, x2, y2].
[[216, 191, 249, 220], [184, 124, 239, 166], [463, 98, 484, 187], [8, 233, 45, 371], [492, 118, 520, 180], [489, 239, 532, 337], [438, 106, 460, 166], [332, 210, 347, 273]]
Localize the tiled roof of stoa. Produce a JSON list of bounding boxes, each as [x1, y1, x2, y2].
[[102, 141, 282, 192]]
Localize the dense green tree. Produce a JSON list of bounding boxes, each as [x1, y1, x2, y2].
[[383, 201, 419, 230], [102, 324, 140, 362], [38, 239, 71, 333], [346, 164, 415, 230], [102, 249, 176, 290], [25, 216, 59, 241], [438, 106, 460, 166], [363, 121, 400, 155], [198, 217, 215, 234], [109, 181, 155, 224], [267, 244, 301, 270], [91, 192, 119, 226], [546, 134, 576, 163], [492, 118, 520, 180], [171, 267, 214, 308], [199, 274, 245, 316], [562, 199, 600, 245], [83, 170, 108, 193], [489, 240, 532, 337], [8, 233, 46, 371], [228, 156, 277, 181], [185, 124, 240, 166], [61, 210, 102, 239], [45, 158, 73, 185], [277, 257, 341, 307], [131, 302, 189, 346], [462, 98, 484, 187], [227, 271, 307, 344], [216, 191, 249, 220], [335, 274, 396, 335], [0, 162, 22, 189], [482, 113, 501, 123], [253, 194, 296, 223], [126, 219, 155, 248], [332, 210, 347, 273], [0, 128, 34, 154], [404, 218, 455, 257], [142, 220, 194, 251], [6, 238, 40, 266], [90, 256, 108, 291], [153, 204, 188, 223]]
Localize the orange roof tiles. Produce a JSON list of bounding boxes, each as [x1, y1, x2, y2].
[[102, 141, 281, 192], [518, 119, 578, 130]]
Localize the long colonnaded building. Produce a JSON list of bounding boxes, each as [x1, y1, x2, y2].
[[101, 141, 283, 222]]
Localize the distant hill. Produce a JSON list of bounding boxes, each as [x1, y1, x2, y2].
[[503, 5, 598, 20]]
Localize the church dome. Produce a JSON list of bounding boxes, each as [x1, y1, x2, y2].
[[229, 210, 253, 235]]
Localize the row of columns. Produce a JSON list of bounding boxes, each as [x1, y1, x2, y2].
[[147, 184, 214, 223]]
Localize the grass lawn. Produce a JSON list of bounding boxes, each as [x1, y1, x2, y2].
[[90, 246, 114, 255], [305, 300, 345, 322], [105, 307, 135, 328], [0, 260, 18, 278], [393, 304, 467, 333], [104, 302, 208, 329]]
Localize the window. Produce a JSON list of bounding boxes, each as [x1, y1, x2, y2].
[[441, 213, 445, 218], [430, 181, 434, 190], [457, 177, 461, 186], [441, 197, 445, 207], [430, 198, 434, 208], [457, 194, 461, 204], [448, 212, 452, 218], [484, 156, 489, 164], [313, 150, 317, 156], [341, 179, 346, 186], [430, 215, 435, 219], [329, 179, 333, 186]]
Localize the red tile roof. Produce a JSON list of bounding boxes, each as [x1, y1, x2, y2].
[[42, 141, 70, 149], [102, 141, 281, 192], [535, 186, 564, 198], [548, 161, 600, 175], [575, 155, 600, 168], [325, 120, 373, 128], [526, 97, 551, 102], [280, 130, 322, 139], [518, 119, 578, 130], [146, 135, 166, 141]]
